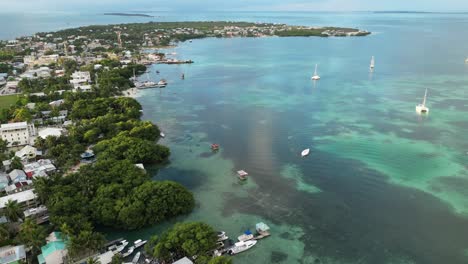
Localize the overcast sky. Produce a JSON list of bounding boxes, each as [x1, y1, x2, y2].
[[3, 0, 468, 12]]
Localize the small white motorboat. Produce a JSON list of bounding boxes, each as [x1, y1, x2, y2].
[[301, 148, 310, 157], [217, 231, 228, 241], [237, 229, 254, 242], [122, 246, 135, 258], [134, 239, 147, 249], [415, 88, 429, 114], [132, 252, 141, 264], [157, 79, 167, 88], [160, 132, 165, 138], [228, 240, 257, 255]]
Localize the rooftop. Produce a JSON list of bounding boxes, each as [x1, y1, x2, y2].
[[0, 245, 26, 264], [0, 189, 37, 209], [0, 122, 28, 130]]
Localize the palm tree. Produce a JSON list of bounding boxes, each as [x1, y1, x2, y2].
[[19, 218, 46, 257], [86, 257, 101, 264], [0, 224, 10, 243], [4, 200, 22, 222]]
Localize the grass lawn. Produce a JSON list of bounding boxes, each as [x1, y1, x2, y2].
[[0, 94, 19, 110]]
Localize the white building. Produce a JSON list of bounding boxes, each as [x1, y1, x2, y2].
[[70, 71, 91, 88], [38, 128, 63, 139], [0, 245, 27, 264], [0, 189, 37, 211], [0, 122, 36, 147]]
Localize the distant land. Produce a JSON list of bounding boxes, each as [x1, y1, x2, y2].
[[373, 11, 468, 14], [103, 13, 154, 17]]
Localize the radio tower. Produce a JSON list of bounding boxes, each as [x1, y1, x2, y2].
[[116, 31, 122, 48]]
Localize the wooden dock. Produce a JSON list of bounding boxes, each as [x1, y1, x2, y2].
[[253, 231, 270, 240]]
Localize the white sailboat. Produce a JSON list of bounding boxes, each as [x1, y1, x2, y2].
[[370, 56, 375, 69], [415, 88, 429, 114], [311, 64, 320, 80], [301, 148, 310, 157]]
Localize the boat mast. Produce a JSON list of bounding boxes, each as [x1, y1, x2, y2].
[[422, 88, 428, 106], [314, 64, 318, 76]]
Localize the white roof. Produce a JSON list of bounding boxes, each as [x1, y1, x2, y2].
[[38, 128, 63, 139], [15, 145, 37, 159], [97, 251, 115, 264], [1, 122, 28, 130], [0, 189, 37, 209], [173, 257, 194, 264]]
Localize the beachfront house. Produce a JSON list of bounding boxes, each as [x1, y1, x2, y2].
[[38, 232, 68, 264], [0, 245, 27, 264]]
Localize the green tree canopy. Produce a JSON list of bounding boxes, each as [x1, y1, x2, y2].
[[18, 218, 47, 259], [93, 134, 169, 164], [208, 256, 233, 264], [4, 200, 23, 222], [149, 222, 217, 262]]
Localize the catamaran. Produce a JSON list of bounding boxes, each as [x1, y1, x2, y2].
[[415, 88, 429, 114], [370, 56, 375, 69], [311, 64, 320, 80]]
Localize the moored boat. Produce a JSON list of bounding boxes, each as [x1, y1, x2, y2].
[[227, 240, 257, 255], [211, 144, 220, 151], [134, 239, 147, 249], [122, 246, 135, 258], [311, 64, 320, 80], [415, 88, 429, 114], [237, 170, 249, 180], [157, 79, 167, 87], [132, 252, 141, 264], [237, 230, 254, 242], [217, 231, 228, 241]]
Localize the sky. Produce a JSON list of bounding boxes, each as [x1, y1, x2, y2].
[[2, 0, 468, 12]]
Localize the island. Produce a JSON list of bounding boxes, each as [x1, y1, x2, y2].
[[103, 12, 154, 18], [0, 20, 370, 264]]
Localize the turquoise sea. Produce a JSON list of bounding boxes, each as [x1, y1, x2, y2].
[[4, 11, 468, 264]]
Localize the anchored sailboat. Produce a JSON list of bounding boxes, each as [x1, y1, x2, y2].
[[416, 88, 429, 114], [311, 64, 320, 80], [370, 56, 375, 69]]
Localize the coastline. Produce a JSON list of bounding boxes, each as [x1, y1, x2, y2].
[[122, 87, 141, 98]]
